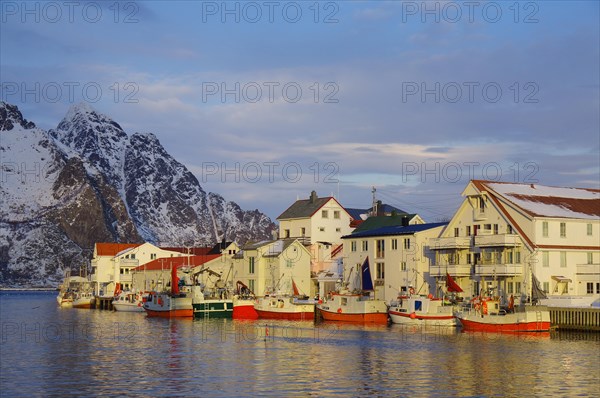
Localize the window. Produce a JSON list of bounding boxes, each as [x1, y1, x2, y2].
[[336, 228, 341, 233], [319, 227, 325, 232], [507, 225, 514, 234], [454, 228, 459, 237], [597, 283, 600, 294], [542, 221, 548, 237], [466, 226, 471, 236], [322, 210, 328, 218], [467, 253, 472, 264], [376, 262, 385, 279], [362, 241, 368, 251], [587, 252, 594, 265], [286, 260, 293, 268], [587, 223, 593, 236], [301, 227, 306, 236], [507, 282, 513, 294], [131, 254, 135, 259], [284, 229, 290, 238], [333, 210, 340, 219], [542, 252, 549, 267], [560, 222, 566, 238], [506, 251, 513, 264], [391, 239, 398, 250], [560, 252, 567, 267], [151, 253, 157, 260], [478, 197, 485, 212], [493, 224, 499, 234], [248, 257, 255, 274], [376, 239, 385, 258], [587, 283, 594, 294], [543, 282, 549, 294], [515, 282, 522, 294], [401, 261, 407, 271], [515, 250, 521, 264], [484, 224, 492, 232], [248, 279, 255, 292], [403, 238, 410, 250], [351, 241, 357, 252]]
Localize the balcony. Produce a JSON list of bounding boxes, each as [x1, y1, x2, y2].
[[474, 263, 523, 276], [475, 234, 521, 247], [576, 264, 600, 275], [430, 236, 471, 250], [430, 264, 471, 277]]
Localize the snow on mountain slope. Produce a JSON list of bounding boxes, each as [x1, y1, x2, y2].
[[0, 101, 277, 287]]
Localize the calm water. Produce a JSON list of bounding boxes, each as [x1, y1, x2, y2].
[[1, 291, 599, 397]]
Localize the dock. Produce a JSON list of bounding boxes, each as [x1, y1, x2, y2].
[[95, 296, 114, 310], [549, 307, 600, 331]]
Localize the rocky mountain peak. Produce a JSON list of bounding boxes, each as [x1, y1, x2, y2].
[[0, 101, 36, 131]]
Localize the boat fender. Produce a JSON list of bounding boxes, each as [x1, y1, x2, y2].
[[337, 308, 342, 314], [482, 301, 488, 315], [138, 302, 142, 307], [410, 312, 417, 319], [318, 299, 323, 304], [409, 287, 415, 295], [158, 298, 164, 307]]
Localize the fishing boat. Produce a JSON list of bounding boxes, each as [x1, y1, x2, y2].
[[232, 280, 258, 319], [72, 290, 95, 309], [144, 264, 193, 318], [254, 280, 314, 320], [56, 272, 90, 308], [112, 291, 147, 312], [454, 298, 551, 332], [455, 274, 551, 332], [389, 295, 457, 326], [317, 257, 388, 324], [389, 273, 462, 326], [56, 290, 74, 307]]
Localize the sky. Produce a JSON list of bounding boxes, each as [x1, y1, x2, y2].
[[1, 0, 599, 222]]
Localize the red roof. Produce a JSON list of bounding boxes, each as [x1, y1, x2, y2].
[[133, 254, 222, 272], [95, 243, 141, 257]]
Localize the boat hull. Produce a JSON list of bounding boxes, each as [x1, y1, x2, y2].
[[255, 309, 314, 320], [389, 310, 457, 326], [233, 298, 258, 319], [456, 309, 551, 332], [193, 300, 233, 319], [113, 302, 145, 312], [319, 308, 388, 323], [145, 308, 194, 318]]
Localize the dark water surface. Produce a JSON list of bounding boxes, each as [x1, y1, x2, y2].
[[1, 291, 599, 397]]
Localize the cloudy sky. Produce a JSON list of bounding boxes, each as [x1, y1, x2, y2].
[[2, 1, 599, 221]]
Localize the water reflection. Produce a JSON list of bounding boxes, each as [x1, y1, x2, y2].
[[1, 291, 599, 397]]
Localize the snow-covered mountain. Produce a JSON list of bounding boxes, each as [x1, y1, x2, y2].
[[0, 102, 277, 287]]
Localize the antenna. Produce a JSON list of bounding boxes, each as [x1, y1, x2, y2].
[[371, 186, 377, 216]]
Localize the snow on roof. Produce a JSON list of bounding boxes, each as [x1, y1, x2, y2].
[[483, 181, 600, 220]]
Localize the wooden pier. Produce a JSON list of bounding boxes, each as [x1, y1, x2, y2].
[[95, 296, 114, 310], [549, 307, 600, 331]]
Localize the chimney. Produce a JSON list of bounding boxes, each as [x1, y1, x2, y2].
[[309, 190, 317, 203], [402, 216, 409, 227], [376, 200, 383, 216]]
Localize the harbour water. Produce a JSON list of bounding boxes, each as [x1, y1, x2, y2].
[[1, 291, 599, 397]]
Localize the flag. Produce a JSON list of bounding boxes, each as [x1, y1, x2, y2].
[[361, 257, 374, 291], [446, 273, 463, 293]]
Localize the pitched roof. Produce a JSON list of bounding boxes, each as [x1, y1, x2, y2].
[[277, 191, 351, 220], [208, 241, 234, 255], [346, 208, 367, 221], [133, 254, 221, 272], [342, 222, 448, 239], [95, 243, 141, 257], [473, 180, 600, 220], [352, 214, 418, 233], [159, 247, 213, 256]]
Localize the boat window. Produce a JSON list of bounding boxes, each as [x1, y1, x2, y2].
[[341, 298, 347, 306], [415, 301, 422, 311]]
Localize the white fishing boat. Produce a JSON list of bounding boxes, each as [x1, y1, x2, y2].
[[112, 291, 147, 312], [254, 279, 314, 320], [389, 294, 457, 326], [317, 257, 388, 324], [72, 290, 95, 309], [144, 264, 193, 318]]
